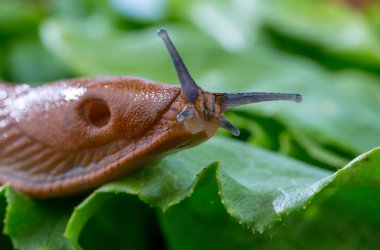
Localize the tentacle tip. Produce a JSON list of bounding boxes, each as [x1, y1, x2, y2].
[[176, 114, 185, 122], [219, 117, 240, 136], [176, 104, 194, 122], [294, 94, 302, 103], [232, 129, 240, 137], [157, 28, 168, 37]]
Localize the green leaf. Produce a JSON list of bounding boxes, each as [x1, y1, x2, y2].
[[0, 46, 4, 79], [79, 194, 163, 250], [2, 137, 380, 249], [281, 132, 350, 168], [224, 112, 277, 150], [7, 39, 69, 84], [260, 0, 380, 71], [3, 187, 77, 250], [0, 1, 41, 35], [158, 162, 259, 250], [205, 48, 380, 157], [160, 181, 380, 250], [167, 0, 380, 72], [40, 21, 219, 82], [0, 187, 12, 250], [65, 137, 329, 246], [262, 187, 380, 250], [62, 136, 380, 248]]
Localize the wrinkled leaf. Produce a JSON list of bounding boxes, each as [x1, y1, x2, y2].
[[158, 162, 259, 250], [1, 136, 380, 249], [160, 182, 380, 250], [3, 187, 77, 250], [62, 136, 380, 247]]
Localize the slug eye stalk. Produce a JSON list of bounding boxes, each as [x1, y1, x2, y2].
[[221, 92, 302, 111], [158, 28, 200, 103], [157, 28, 302, 136]]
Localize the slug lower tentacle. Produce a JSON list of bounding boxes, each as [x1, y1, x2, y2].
[[0, 29, 301, 198]]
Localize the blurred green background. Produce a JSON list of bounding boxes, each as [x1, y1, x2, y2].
[[2, 0, 380, 249]]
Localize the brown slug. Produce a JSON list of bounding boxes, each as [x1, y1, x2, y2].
[[0, 29, 302, 198]]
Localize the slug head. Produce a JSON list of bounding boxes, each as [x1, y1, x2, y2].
[[158, 28, 302, 137]]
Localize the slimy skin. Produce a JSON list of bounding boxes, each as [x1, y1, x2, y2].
[[0, 77, 192, 197]]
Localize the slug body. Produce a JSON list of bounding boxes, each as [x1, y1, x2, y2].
[[0, 29, 301, 198]]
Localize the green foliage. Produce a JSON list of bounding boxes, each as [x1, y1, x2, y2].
[[2, 138, 380, 249], [1, 0, 380, 249]]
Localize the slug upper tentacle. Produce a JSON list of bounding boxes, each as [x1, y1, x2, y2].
[[0, 29, 302, 198]]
